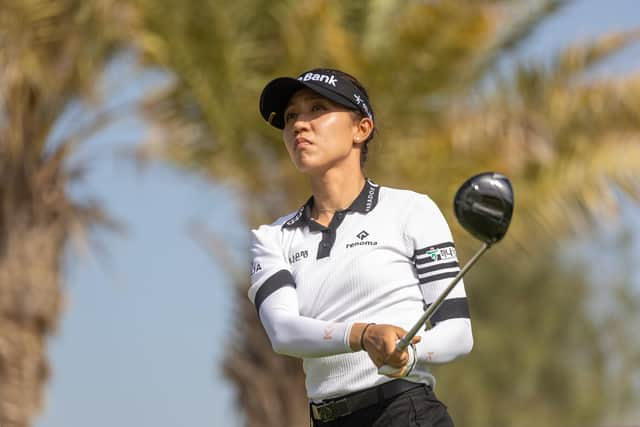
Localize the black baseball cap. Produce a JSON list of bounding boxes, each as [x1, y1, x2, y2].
[[259, 68, 374, 129]]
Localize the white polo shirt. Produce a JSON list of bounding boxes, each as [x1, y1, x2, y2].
[[248, 179, 472, 400]]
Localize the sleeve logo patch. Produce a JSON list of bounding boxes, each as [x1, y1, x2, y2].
[[323, 324, 335, 340], [250, 262, 262, 276], [426, 246, 457, 261]]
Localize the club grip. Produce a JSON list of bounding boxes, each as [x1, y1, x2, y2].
[[379, 340, 406, 375], [378, 364, 400, 375], [395, 337, 410, 352]]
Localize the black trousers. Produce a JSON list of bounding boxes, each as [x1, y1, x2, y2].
[[310, 384, 455, 427]]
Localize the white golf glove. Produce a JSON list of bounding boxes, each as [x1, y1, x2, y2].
[[378, 343, 417, 377]]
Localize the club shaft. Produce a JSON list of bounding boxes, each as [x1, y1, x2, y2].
[[395, 242, 491, 352]]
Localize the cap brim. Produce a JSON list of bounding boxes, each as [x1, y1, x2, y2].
[[259, 77, 359, 129], [259, 77, 305, 129]]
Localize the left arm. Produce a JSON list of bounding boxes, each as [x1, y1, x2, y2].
[[407, 194, 474, 364], [379, 194, 474, 377]]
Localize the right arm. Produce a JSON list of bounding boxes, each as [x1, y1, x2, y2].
[[259, 287, 418, 365], [257, 283, 353, 358], [249, 224, 419, 365], [249, 225, 354, 358]]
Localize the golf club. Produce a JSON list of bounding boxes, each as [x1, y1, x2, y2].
[[379, 172, 514, 375]]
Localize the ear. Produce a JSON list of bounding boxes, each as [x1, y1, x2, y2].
[[353, 117, 373, 145]]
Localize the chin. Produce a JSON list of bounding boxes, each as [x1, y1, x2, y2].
[[294, 160, 325, 175], [294, 163, 316, 174], [292, 154, 318, 173]]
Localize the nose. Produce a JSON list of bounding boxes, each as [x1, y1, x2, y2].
[[292, 116, 311, 134]]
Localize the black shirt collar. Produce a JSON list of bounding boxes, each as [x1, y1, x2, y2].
[[282, 179, 380, 229]]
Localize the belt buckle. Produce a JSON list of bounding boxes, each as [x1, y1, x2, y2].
[[311, 398, 351, 422]]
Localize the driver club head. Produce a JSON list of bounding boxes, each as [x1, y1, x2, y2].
[[454, 172, 514, 244]]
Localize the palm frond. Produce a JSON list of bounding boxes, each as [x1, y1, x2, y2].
[[515, 137, 640, 245], [554, 28, 640, 81]]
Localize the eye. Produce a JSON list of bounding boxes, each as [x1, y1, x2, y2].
[[284, 111, 298, 123], [311, 103, 327, 112]]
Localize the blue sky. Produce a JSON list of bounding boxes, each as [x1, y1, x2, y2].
[[35, 1, 639, 426]]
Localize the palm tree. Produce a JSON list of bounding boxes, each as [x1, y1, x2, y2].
[[0, 1, 137, 425], [133, 0, 640, 425]]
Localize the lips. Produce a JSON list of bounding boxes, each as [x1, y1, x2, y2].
[[294, 137, 312, 148]]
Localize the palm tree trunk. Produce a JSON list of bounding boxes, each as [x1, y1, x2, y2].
[[0, 223, 64, 427], [224, 286, 309, 427]]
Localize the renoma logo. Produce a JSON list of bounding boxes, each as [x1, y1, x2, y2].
[[346, 230, 378, 249], [298, 72, 338, 87]]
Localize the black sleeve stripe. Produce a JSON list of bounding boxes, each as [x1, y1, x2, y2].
[[254, 269, 296, 313], [418, 270, 459, 284], [416, 261, 460, 275], [414, 242, 455, 256], [427, 297, 470, 325]]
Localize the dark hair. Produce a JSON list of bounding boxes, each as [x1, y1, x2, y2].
[[317, 68, 377, 168]]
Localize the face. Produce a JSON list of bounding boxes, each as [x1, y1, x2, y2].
[[282, 88, 366, 175]]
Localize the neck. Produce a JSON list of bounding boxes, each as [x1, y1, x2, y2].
[[310, 169, 366, 217]]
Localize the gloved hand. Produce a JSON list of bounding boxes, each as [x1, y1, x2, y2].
[[378, 342, 417, 378]]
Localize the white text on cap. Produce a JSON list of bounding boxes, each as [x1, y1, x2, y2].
[[298, 73, 338, 87]]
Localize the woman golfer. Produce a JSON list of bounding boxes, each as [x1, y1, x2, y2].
[[249, 68, 473, 426]]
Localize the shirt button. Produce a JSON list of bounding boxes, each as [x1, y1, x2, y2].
[[321, 242, 330, 248]]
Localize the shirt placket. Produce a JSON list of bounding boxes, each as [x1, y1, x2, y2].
[[313, 210, 347, 259]]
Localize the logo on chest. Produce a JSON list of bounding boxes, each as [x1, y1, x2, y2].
[[289, 249, 309, 264], [345, 230, 378, 249]]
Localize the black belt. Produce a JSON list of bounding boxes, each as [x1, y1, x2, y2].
[[310, 379, 425, 423]]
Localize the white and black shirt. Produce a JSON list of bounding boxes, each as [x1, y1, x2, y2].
[[248, 180, 473, 401]]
